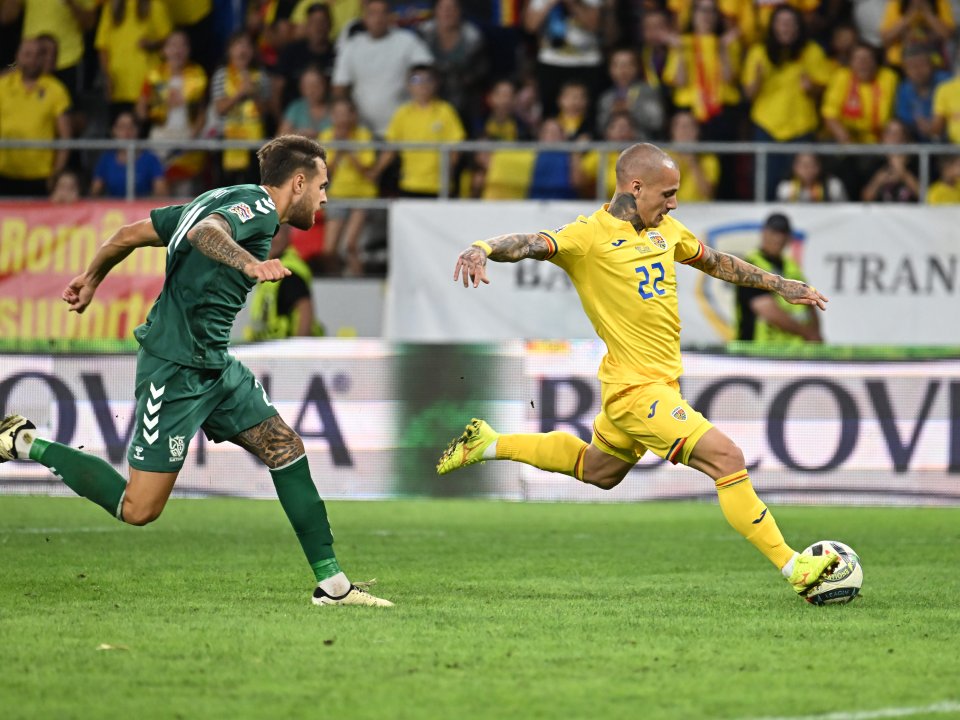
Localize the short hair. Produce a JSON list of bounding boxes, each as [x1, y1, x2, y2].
[[257, 135, 327, 186], [305, 2, 331, 20], [409, 63, 436, 78], [615, 143, 674, 186]]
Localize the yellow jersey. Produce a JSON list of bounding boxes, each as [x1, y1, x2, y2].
[[0, 70, 71, 179], [22, 0, 99, 70], [927, 180, 960, 204], [671, 153, 720, 202], [482, 150, 536, 200], [164, 0, 212, 25], [879, 0, 954, 67], [385, 99, 466, 194], [742, 42, 831, 140], [933, 77, 960, 144], [663, 34, 741, 122], [821, 67, 898, 143], [542, 207, 704, 385], [95, 0, 172, 103], [319, 124, 378, 198]]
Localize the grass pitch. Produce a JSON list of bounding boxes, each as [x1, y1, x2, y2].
[[0, 497, 958, 720]]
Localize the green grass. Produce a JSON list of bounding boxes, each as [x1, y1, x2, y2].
[[1, 498, 958, 720]]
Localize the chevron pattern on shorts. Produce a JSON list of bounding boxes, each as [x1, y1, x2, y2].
[[143, 382, 164, 445]]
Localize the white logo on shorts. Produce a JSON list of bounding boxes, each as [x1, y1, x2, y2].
[[168, 435, 185, 461], [133, 446, 144, 461]]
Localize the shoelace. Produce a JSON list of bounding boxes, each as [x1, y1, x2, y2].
[[353, 579, 379, 593]]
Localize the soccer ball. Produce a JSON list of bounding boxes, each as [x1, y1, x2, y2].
[[801, 540, 863, 605]]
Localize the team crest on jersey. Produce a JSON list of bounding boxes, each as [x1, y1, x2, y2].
[[647, 231, 667, 250], [168, 435, 185, 461], [227, 202, 254, 223], [671, 407, 687, 421]]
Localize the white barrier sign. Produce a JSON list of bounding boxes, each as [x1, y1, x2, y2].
[[387, 201, 960, 346]]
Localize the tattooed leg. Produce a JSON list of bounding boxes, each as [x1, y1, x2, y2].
[[229, 414, 305, 469], [232, 416, 341, 579]]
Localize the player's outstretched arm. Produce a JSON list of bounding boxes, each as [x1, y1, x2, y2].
[[63, 218, 164, 314], [454, 233, 551, 288], [186, 213, 291, 282], [689, 245, 829, 310]]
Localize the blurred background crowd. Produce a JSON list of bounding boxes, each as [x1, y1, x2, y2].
[[2, 0, 960, 277]]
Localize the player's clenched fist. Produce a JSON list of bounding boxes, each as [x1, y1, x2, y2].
[[244, 259, 292, 282]]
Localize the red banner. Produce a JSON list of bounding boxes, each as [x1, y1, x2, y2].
[[0, 201, 167, 340]]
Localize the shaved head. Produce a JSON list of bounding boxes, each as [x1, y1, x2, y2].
[[608, 142, 680, 230], [615, 143, 676, 188]]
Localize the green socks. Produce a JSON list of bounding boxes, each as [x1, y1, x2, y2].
[[29, 438, 126, 519], [269, 455, 341, 582]]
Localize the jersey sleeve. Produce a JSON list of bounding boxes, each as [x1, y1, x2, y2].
[[211, 195, 278, 246], [541, 217, 593, 267], [672, 219, 704, 264], [150, 204, 187, 245]]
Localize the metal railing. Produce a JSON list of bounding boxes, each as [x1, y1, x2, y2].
[[1, 138, 958, 202]]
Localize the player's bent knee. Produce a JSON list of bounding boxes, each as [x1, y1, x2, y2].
[[121, 500, 163, 526]]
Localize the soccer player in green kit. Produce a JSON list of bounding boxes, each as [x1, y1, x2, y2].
[[0, 135, 392, 607]]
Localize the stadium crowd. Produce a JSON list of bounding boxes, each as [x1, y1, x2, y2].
[[2, 0, 960, 275]]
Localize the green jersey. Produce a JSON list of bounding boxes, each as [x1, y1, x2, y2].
[[135, 184, 279, 368]]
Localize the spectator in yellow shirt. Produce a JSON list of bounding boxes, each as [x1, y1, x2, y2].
[[664, 0, 741, 140], [373, 65, 466, 197], [0, 38, 72, 196], [927, 154, 960, 203], [473, 79, 536, 200], [879, 0, 954, 68], [822, 43, 898, 143], [136, 30, 208, 193], [319, 97, 378, 276], [932, 60, 960, 143], [741, 5, 831, 198], [96, 0, 172, 116], [668, 110, 719, 202], [0, 0, 97, 98]]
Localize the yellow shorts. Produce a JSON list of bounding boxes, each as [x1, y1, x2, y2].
[[591, 380, 713, 466]]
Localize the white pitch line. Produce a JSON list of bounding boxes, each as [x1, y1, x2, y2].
[[0, 527, 120, 534], [742, 700, 960, 720]]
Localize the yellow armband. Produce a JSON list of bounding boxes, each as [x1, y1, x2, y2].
[[472, 240, 493, 256]]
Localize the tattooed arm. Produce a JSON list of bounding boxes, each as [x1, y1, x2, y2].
[[186, 213, 290, 282], [453, 232, 552, 288], [689, 245, 829, 310]]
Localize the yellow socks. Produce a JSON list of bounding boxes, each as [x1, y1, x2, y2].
[[715, 470, 795, 569], [496, 432, 589, 480]]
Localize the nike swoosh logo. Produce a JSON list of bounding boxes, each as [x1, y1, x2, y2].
[[647, 400, 658, 418], [460, 442, 481, 462], [751, 508, 768, 524]]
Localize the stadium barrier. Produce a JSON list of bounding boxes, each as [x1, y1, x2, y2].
[[2, 200, 958, 346], [1, 138, 959, 201], [1, 339, 957, 506], [391, 201, 960, 346]]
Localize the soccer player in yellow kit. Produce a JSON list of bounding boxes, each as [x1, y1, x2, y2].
[[437, 142, 839, 599]]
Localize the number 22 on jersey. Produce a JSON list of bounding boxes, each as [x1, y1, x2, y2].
[[635, 261, 666, 300]]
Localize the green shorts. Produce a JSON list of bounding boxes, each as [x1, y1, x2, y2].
[[127, 348, 277, 471]]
